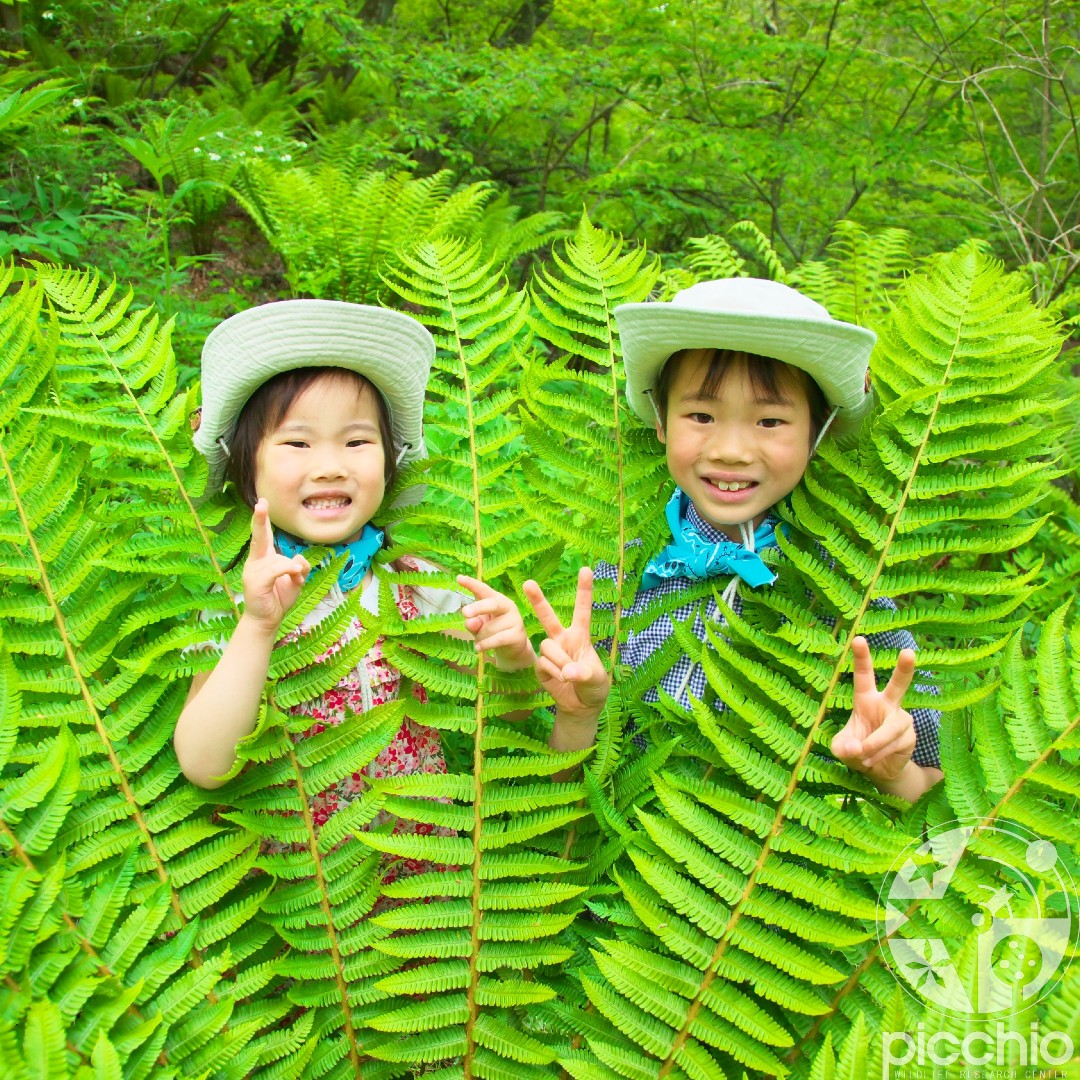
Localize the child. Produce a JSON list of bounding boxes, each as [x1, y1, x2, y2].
[[175, 299, 534, 865], [524, 278, 943, 804]]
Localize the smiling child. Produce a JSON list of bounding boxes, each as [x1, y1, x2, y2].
[[524, 278, 943, 803]]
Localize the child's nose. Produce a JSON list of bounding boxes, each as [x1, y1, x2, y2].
[[311, 448, 348, 479], [706, 426, 754, 462]]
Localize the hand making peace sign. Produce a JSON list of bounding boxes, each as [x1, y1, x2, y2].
[[241, 498, 311, 633], [522, 567, 611, 722], [830, 636, 918, 782]]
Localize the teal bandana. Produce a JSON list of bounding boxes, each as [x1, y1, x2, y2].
[[275, 524, 385, 593], [641, 488, 779, 591]]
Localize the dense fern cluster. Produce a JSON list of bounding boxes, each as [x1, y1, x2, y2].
[[1, 217, 1078, 1079]]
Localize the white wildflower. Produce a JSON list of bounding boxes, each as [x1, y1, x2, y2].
[[254, 129, 263, 137], [280, 153, 292, 162], [193, 147, 202, 155], [253, 145, 263, 153], [208, 152, 221, 161], [72, 98, 84, 108]]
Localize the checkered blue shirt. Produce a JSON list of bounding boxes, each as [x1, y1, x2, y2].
[[595, 502, 941, 769]]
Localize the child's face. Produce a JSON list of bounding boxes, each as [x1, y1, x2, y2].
[[658, 350, 813, 541], [254, 375, 387, 545]]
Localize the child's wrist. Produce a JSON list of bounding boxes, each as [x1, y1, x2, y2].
[[238, 610, 282, 643], [555, 704, 603, 726], [493, 643, 536, 672]]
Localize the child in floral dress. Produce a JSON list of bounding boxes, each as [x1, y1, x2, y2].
[[175, 299, 534, 886]]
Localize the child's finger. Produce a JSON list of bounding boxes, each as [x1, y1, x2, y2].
[[250, 498, 272, 558], [522, 579, 566, 639], [538, 636, 574, 674], [461, 597, 505, 620], [570, 567, 595, 632], [565, 657, 604, 684], [475, 628, 528, 654], [883, 649, 917, 707], [831, 730, 862, 763], [858, 710, 915, 767], [473, 615, 518, 642], [535, 654, 564, 685], [851, 636, 877, 699], [457, 574, 498, 602], [251, 553, 308, 589]]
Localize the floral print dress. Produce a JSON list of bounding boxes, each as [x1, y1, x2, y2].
[[261, 556, 463, 888]]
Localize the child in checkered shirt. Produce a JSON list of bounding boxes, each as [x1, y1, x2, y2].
[[522, 279, 943, 803]]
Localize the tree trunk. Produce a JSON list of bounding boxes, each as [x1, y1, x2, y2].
[[361, 0, 397, 25], [493, 0, 553, 47]]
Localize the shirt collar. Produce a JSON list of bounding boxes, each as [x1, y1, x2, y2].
[[684, 499, 765, 546]]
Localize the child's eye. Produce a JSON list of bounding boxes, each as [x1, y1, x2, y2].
[[284, 440, 309, 448], [688, 412, 713, 424], [346, 439, 371, 447], [759, 418, 786, 428]]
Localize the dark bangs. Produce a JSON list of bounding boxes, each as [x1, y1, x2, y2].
[[223, 367, 397, 508], [655, 348, 832, 442]]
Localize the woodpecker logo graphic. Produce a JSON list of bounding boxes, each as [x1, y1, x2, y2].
[[878, 823, 1076, 1017]]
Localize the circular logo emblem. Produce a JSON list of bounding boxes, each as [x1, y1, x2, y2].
[[878, 822, 1077, 1017]]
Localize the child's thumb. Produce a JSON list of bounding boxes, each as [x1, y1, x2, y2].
[[831, 731, 861, 760]]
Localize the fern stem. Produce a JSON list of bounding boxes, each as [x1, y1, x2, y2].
[[0, 437, 186, 927], [657, 269, 969, 1078], [451, 275, 487, 1080], [284, 739, 364, 1074], [0, 816, 34, 874], [980, 710, 1080, 831], [606, 283, 628, 670]]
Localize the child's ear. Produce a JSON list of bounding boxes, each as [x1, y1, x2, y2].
[[655, 419, 666, 444]]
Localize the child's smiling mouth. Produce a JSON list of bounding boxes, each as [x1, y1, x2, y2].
[[303, 494, 352, 513], [700, 476, 760, 502]]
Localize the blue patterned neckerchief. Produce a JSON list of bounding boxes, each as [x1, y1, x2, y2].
[[641, 488, 779, 591], [275, 524, 385, 593]]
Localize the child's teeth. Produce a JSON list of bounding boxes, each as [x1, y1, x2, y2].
[[714, 481, 752, 491], [307, 497, 348, 508]]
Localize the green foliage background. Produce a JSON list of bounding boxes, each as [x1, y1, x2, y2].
[[1, 1, 1080, 1077], [2, 215, 1079, 1078]]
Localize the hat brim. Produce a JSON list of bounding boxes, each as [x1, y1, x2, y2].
[[194, 300, 434, 493], [615, 304, 876, 434]]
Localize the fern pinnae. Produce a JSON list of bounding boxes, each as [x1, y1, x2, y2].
[[526, 211, 661, 662], [0, 437, 188, 926], [34, 270, 229, 593], [379, 236, 572, 1076]]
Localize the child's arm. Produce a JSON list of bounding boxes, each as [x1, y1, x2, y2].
[[522, 567, 611, 755], [174, 499, 310, 789], [830, 636, 944, 803]]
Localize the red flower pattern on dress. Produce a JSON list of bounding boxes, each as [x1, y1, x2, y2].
[[261, 558, 456, 899]]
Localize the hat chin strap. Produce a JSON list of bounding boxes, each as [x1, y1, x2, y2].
[[720, 518, 758, 609], [644, 388, 665, 429], [811, 406, 839, 455], [394, 442, 412, 466], [217, 437, 231, 457]]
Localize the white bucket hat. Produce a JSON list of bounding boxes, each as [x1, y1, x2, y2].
[[195, 299, 434, 493], [614, 278, 876, 435]]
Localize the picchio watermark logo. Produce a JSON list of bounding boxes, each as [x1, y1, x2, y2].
[[876, 822, 1077, 1079]]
